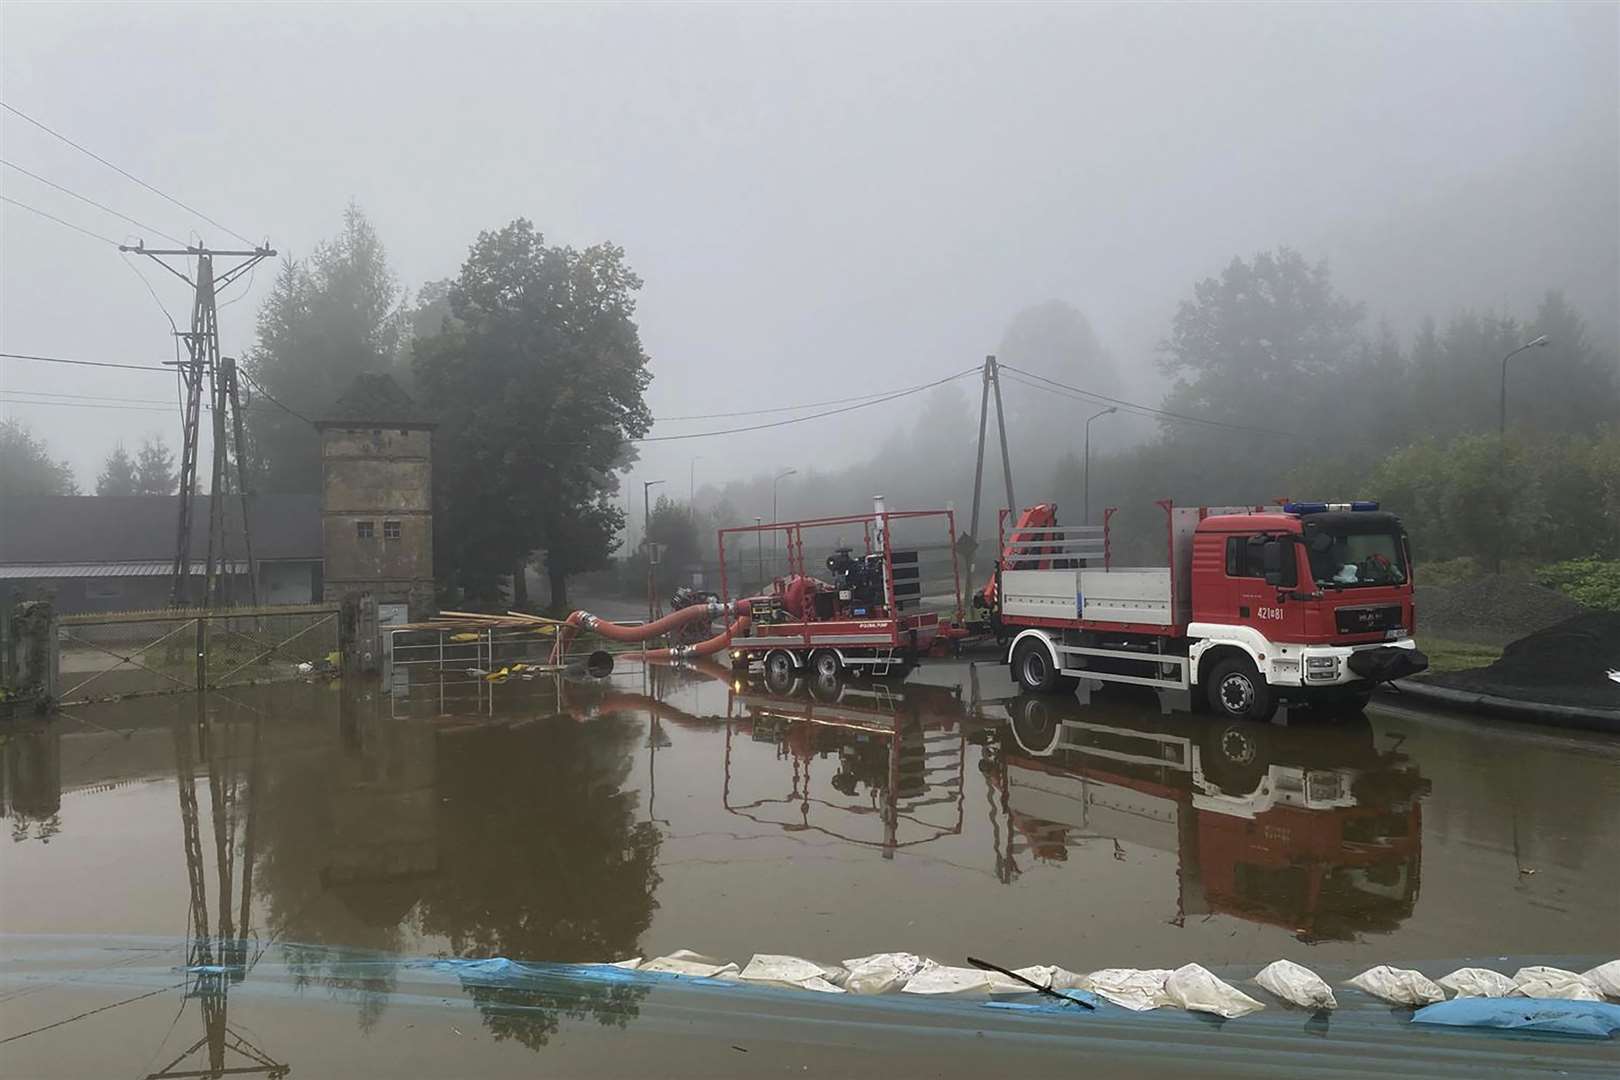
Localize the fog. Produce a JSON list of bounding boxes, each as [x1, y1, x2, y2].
[[3, 2, 1616, 529]]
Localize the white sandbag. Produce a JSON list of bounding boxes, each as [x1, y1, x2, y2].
[[609, 957, 642, 970], [900, 964, 1023, 996], [1436, 967, 1517, 998], [1511, 966, 1602, 1001], [1164, 963, 1265, 1018], [737, 954, 847, 993], [1078, 968, 1175, 1011], [1582, 960, 1620, 1000], [1346, 965, 1445, 1006], [839, 953, 931, 995], [640, 950, 740, 979], [1006, 965, 1090, 994], [1254, 959, 1336, 1010]]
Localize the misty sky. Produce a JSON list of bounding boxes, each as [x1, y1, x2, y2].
[[3, 2, 1616, 513]]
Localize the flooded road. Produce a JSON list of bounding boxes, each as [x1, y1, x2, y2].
[[3, 662, 1618, 1077]]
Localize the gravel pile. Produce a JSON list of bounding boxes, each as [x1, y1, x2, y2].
[[1426, 611, 1620, 709], [1418, 577, 1585, 646]]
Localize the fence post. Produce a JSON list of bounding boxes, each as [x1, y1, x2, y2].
[[3, 599, 57, 716]]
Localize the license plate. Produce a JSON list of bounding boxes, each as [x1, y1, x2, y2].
[[1336, 605, 1402, 634]]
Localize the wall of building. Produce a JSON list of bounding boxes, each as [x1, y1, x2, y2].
[[320, 426, 434, 617]]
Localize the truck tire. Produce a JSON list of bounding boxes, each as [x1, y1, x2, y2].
[[1013, 639, 1075, 695], [1206, 655, 1277, 722], [810, 649, 842, 681], [763, 650, 796, 694]]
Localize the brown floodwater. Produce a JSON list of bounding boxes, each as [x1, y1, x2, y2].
[[2, 661, 1617, 1078]]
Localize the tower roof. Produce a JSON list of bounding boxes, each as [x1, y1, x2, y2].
[[316, 373, 436, 429]]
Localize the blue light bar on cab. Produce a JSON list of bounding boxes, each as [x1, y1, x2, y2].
[[1351, 500, 1380, 511], [1283, 501, 1329, 515]]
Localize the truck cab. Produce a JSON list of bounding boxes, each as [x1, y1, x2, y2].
[[1189, 502, 1427, 715]]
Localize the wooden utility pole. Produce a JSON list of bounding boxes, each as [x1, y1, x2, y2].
[[965, 355, 1017, 578], [119, 243, 274, 608]]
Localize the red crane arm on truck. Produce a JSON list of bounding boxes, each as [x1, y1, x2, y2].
[[979, 502, 1059, 607]]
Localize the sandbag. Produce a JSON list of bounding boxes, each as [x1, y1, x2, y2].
[[1346, 965, 1445, 1006], [1512, 966, 1601, 1001], [609, 957, 642, 970], [640, 950, 740, 978], [1583, 960, 1620, 1001], [1078, 968, 1174, 1011], [1255, 959, 1336, 1010], [1412, 997, 1620, 1038], [839, 953, 930, 995], [1436, 967, 1517, 998], [901, 964, 1023, 996], [1006, 964, 1089, 994], [1164, 963, 1265, 1018], [738, 954, 846, 993]]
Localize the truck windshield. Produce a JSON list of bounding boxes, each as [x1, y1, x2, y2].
[[1305, 529, 1408, 588]]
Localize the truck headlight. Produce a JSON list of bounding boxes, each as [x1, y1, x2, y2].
[[1306, 656, 1339, 681]]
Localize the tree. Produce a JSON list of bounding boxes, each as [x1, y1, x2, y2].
[[95, 444, 138, 495], [246, 203, 407, 493], [0, 419, 78, 497], [415, 219, 653, 605], [1160, 248, 1364, 434], [134, 436, 177, 495]]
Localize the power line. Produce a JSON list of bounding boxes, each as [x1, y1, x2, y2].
[[236, 367, 314, 425], [0, 350, 171, 372], [1, 194, 117, 245], [1, 101, 256, 246], [1, 158, 186, 245], [654, 380, 943, 421], [632, 367, 978, 442], [998, 365, 1294, 438], [4, 387, 190, 406], [0, 396, 191, 413]]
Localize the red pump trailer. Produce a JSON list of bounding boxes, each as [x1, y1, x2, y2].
[[718, 496, 965, 686]]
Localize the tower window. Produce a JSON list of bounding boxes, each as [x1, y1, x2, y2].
[[383, 520, 401, 541], [356, 520, 375, 540]]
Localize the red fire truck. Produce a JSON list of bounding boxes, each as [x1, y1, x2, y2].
[[993, 500, 1429, 720]]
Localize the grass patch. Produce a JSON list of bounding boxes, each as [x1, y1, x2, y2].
[[1420, 637, 1502, 674]]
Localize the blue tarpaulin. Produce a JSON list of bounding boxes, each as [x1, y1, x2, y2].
[[1412, 998, 1620, 1039]]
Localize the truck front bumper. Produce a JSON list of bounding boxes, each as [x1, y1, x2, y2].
[[1269, 638, 1427, 687]]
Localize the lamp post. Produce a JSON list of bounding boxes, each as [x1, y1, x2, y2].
[[1494, 335, 1549, 573], [1083, 407, 1117, 525], [772, 468, 796, 578], [643, 479, 665, 621], [689, 456, 702, 506]]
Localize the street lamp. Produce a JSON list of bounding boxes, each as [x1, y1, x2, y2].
[[1499, 335, 1549, 446], [1083, 407, 1117, 525], [1494, 334, 1549, 573], [643, 479, 665, 621], [772, 468, 796, 577], [689, 456, 702, 506]]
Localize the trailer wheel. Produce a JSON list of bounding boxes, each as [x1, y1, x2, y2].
[[1206, 655, 1277, 722], [763, 650, 796, 694], [810, 650, 842, 681], [1013, 639, 1074, 695]]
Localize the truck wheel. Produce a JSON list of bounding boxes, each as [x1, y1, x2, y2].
[[1013, 639, 1071, 695], [763, 650, 796, 694], [1200, 721, 1270, 795], [1206, 655, 1277, 722], [810, 650, 842, 681]]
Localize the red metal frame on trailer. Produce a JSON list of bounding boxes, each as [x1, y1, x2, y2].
[[715, 502, 964, 654]]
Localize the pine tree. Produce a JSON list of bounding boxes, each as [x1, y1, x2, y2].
[[96, 444, 139, 496], [134, 436, 177, 495]]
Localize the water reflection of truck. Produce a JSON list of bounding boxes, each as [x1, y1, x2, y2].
[[993, 501, 1429, 720], [993, 694, 1429, 941]]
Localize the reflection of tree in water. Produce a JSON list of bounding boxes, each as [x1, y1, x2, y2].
[[420, 712, 661, 1050]]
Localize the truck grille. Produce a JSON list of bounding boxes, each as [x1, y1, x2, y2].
[[1335, 604, 1403, 635]]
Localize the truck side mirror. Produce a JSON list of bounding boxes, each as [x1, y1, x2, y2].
[[1261, 540, 1283, 586]]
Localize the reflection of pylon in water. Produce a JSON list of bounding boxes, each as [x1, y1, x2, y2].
[[151, 706, 286, 1079]]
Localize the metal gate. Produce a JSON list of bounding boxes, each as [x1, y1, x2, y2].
[[56, 603, 341, 705]]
